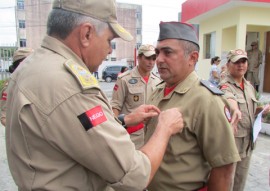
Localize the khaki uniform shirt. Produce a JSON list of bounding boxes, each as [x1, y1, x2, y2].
[[219, 75, 257, 157], [5, 36, 150, 191], [145, 71, 240, 191], [111, 67, 160, 149], [247, 49, 262, 72]]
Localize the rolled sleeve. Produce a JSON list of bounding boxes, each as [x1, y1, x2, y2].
[[43, 92, 151, 189], [195, 96, 240, 167]]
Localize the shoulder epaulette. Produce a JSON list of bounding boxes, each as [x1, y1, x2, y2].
[[64, 59, 99, 90], [200, 79, 224, 95]]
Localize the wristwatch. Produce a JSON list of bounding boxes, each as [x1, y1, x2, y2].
[[118, 114, 127, 128]]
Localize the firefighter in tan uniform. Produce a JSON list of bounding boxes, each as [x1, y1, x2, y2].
[[219, 49, 270, 191], [0, 48, 33, 127], [246, 41, 263, 91], [5, 1, 184, 190], [111, 44, 161, 149], [144, 22, 241, 191]]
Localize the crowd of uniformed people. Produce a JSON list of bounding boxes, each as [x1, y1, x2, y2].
[[1, 0, 270, 191]]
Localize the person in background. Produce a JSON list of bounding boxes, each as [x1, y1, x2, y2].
[[246, 41, 263, 91], [5, 0, 184, 190], [94, 71, 99, 79], [0, 47, 33, 127], [118, 66, 128, 76], [145, 21, 240, 191], [111, 44, 161, 149], [220, 64, 228, 80], [208, 56, 221, 86], [219, 49, 270, 191]]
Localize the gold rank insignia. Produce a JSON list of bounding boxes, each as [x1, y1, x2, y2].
[[134, 95, 139, 102], [64, 59, 99, 90]]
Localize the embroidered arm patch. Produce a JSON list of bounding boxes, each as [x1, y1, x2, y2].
[[78, 105, 107, 131]]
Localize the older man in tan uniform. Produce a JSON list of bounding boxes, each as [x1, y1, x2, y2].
[[111, 44, 161, 149], [145, 22, 240, 191], [219, 49, 270, 191], [5, 1, 184, 190]]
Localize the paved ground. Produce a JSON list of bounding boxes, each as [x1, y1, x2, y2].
[[0, 81, 270, 190], [1, 123, 270, 190]]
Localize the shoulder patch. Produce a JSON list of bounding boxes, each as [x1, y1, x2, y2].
[[220, 84, 228, 90], [77, 105, 107, 131], [64, 59, 99, 90], [200, 80, 224, 95]]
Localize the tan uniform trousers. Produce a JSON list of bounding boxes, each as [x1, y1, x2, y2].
[[246, 70, 259, 86], [231, 136, 252, 191]]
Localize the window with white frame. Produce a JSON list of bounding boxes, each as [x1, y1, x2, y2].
[[17, 0, 24, 10], [204, 32, 216, 59]]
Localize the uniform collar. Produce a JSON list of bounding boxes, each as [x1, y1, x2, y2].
[[225, 74, 251, 89], [157, 71, 199, 94], [41, 35, 87, 69]]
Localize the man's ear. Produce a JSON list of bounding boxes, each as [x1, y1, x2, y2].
[[190, 51, 199, 63], [79, 23, 94, 47]]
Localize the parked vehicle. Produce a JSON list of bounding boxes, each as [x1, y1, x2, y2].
[[102, 65, 125, 82]]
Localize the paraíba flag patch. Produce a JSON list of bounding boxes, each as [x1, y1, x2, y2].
[[78, 105, 107, 131], [113, 84, 118, 91]]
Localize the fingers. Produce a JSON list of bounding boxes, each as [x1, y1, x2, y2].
[[158, 108, 184, 135], [143, 105, 161, 114]]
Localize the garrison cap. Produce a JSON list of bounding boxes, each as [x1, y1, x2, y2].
[[158, 21, 199, 47], [13, 48, 34, 64], [227, 49, 248, 63], [251, 41, 258, 46], [52, 0, 133, 41], [138, 44, 155, 57]]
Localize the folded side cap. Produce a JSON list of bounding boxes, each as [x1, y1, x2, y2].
[[158, 22, 199, 47]]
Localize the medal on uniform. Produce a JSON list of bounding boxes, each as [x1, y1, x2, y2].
[[133, 95, 139, 102]]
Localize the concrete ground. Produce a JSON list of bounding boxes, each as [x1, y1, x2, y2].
[[1, 124, 270, 190]]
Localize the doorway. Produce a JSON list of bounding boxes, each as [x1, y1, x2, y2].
[[263, 32, 270, 93]]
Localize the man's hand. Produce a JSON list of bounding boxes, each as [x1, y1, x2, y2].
[[124, 104, 160, 126], [231, 109, 242, 135], [156, 108, 184, 136]]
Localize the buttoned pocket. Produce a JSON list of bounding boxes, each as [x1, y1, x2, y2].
[[127, 87, 144, 107]]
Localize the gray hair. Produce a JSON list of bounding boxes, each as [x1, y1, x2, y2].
[[47, 9, 108, 40], [178, 40, 200, 59]]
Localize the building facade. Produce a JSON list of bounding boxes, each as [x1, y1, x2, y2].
[[15, 0, 142, 64], [182, 0, 270, 92]]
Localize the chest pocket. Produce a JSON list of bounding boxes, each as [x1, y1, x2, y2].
[[127, 86, 144, 106], [235, 94, 251, 133]]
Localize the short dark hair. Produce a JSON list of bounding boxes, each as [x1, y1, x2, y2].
[[9, 58, 25, 73], [120, 66, 128, 73], [211, 56, 220, 65]]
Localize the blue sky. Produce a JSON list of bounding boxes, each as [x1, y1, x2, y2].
[[0, 0, 184, 46]]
